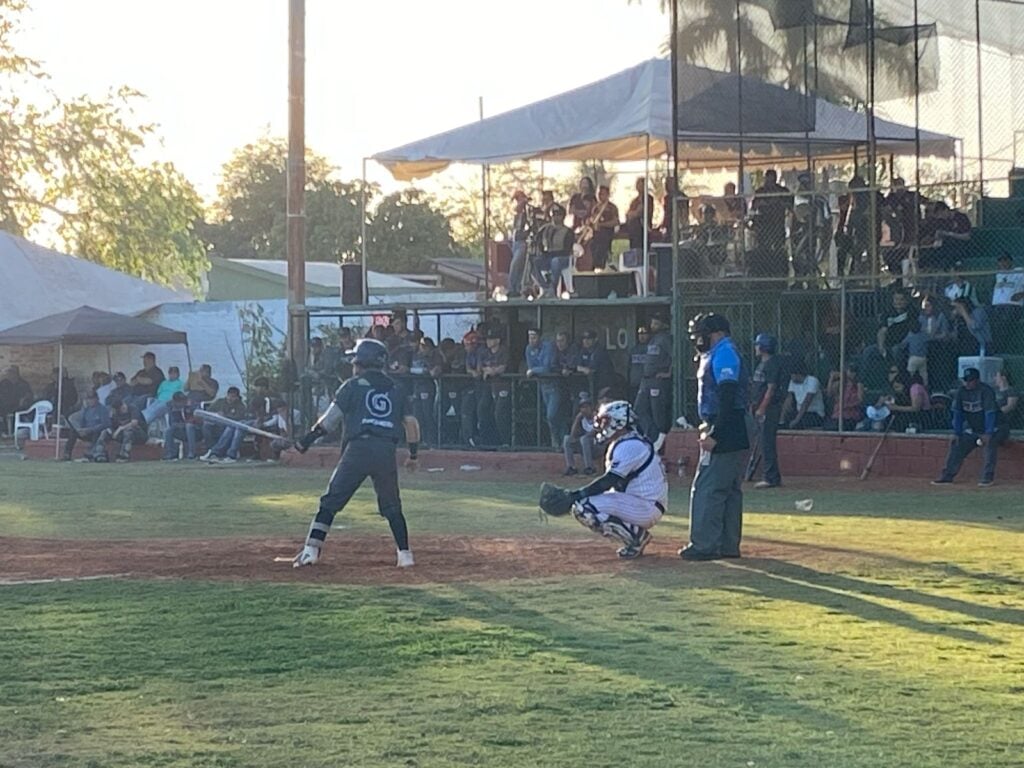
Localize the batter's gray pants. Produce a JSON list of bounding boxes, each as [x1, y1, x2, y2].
[[688, 449, 744, 557]]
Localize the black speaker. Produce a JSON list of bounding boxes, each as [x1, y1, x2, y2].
[[650, 245, 673, 295], [573, 271, 635, 299], [341, 262, 364, 305]]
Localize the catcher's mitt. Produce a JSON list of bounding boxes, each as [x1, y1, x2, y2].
[[538, 482, 575, 517]]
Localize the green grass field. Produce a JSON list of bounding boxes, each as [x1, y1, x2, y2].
[[1, 462, 1022, 767]]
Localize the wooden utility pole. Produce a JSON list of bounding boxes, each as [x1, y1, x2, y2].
[[287, 0, 307, 378]]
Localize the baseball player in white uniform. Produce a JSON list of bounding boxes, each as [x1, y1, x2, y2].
[[565, 400, 668, 558]]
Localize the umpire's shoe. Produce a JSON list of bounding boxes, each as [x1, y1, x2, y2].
[[292, 544, 321, 568], [617, 529, 652, 560]]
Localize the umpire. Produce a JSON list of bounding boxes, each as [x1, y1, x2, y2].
[[680, 312, 750, 561], [292, 338, 415, 568]]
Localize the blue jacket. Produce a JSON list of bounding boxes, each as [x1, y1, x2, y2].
[[525, 340, 555, 375], [697, 336, 749, 454]]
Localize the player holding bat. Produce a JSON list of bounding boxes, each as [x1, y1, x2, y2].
[[291, 338, 418, 568]]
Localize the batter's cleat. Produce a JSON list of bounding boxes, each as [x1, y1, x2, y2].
[[396, 549, 415, 568], [616, 529, 652, 559], [292, 544, 321, 568]]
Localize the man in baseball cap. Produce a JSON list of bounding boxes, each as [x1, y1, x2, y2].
[[932, 367, 1000, 487]]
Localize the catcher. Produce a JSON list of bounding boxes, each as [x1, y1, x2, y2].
[[538, 400, 667, 558], [291, 338, 420, 569]]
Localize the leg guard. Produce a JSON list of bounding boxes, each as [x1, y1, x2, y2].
[[600, 516, 643, 548], [571, 500, 603, 533]]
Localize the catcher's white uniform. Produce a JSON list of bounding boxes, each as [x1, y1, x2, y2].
[[585, 434, 668, 529]]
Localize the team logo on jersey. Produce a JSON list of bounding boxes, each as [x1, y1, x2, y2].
[[366, 390, 393, 418]]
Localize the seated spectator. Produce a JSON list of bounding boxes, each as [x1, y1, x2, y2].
[[782, 361, 825, 429], [825, 366, 864, 431], [993, 369, 1019, 446], [42, 367, 79, 418], [201, 386, 248, 463], [990, 252, 1024, 352], [90, 397, 146, 463], [562, 393, 597, 476], [872, 290, 912, 366], [863, 368, 929, 432], [256, 399, 292, 461], [952, 297, 993, 356], [127, 352, 165, 409], [0, 365, 34, 434], [162, 391, 197, 460], [157, 366, 184, 402], [919, 296, 953, 342], [186, 364, 220, 404], [93, 372, 115, 404], [105, 372, 130, 406], [921, 201, 972, 247], [943, 262, 979, 305], [62, 389, 109, 461], [894, 318, 930, 386]]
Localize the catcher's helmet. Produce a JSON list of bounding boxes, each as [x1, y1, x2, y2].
[[349, 338, 388, 370], [594, 400, 637, 442], [754, 332, 778, 354], [688, 312, 731, 357]]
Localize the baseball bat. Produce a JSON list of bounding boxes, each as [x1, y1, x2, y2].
[[194, 409, 290, 443], [859, 415, 894, 480]]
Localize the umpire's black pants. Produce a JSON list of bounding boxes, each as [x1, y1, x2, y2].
[[310, 435, 409, 550]]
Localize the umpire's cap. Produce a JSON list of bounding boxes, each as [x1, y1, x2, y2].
[[349, 338, 388, 370], [754, 332, 778, 354]]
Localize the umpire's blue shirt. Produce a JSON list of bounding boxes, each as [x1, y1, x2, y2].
[[697, 336, 749, 453]]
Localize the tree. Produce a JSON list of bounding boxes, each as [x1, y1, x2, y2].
[[366, 189, 465, 273], [0, 0, 208, 290], [202, 136, 373, 263]]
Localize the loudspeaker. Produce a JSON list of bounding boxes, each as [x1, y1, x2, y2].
[[573, 271, 635, 299], [340, 263, 364, 305], [649, 245, 673, 295]]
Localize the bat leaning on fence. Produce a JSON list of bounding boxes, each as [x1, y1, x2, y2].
[[859, 415, 894, 480], [194, 409, 291, 444]]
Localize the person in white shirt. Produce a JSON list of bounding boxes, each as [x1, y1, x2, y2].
[[990, 252, 1024, 351], [943, 261, 979, 306], [782, 360, 825, 429]]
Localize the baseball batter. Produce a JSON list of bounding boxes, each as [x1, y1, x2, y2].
[[292, 338, 417, 568], [540, 400, 668, 558]]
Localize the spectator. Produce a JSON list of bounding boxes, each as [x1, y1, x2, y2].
[[590, 185, 620, 270], [750, 169, 793, 277], [783, 360, 825, 429], [634, 314, 673, 450], [507, 189, 531, 297], [460, 331, 484, 446], [562, 393, 597, 476], [993, 369, 1019, 446], [105, 372, 130, 406], [864, 368, 928, 432], [919, 296, 953, 341], [943, 261, 979, 305], [93, 372, 114, 404], [410, 336, 444, 447], [90, 396, 146, 463], [952, 296, 993, 356], [476, 331, 511, 446], [932, 367, 998, 487], [894, 318, 930, 387], [0, 365, 34, 432], [825, 366, 864, 431], [875, 290, 913, 360], [576, 329, 615, 396], [200, 386, 248, 462], [524, 327, 564, 447], [338, 327, 356, 352], [62, 389, 109, 461], [920, 296, 956, 391], [624, 177, 655, 251], [532, 204, 574, 298], [750, 333, 787, 488], [186, 364, 219, 404], [627, 326, 650, 399], [125, 352, 164, 410], [990, 252, 1024, 351], [42, 367, 78, 418], [259, 400, 292, 461], [659, 175, 689, 242], [156, 366, 184, 402], [162, 391, 197, 460]]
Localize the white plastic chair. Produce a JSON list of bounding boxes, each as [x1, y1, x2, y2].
[[13, 400, 53, 448]]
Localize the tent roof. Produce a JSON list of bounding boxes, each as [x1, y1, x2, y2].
[[0, 306, 187, 347], [373, 58, 956, 181], [0, 231, 190, 331]]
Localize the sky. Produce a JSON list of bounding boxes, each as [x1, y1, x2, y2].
[[16, 0, 668, 200]]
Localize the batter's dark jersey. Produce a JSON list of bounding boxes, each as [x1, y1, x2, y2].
[[333, 370, 407, 446]]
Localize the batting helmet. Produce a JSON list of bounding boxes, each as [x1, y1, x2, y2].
[[754, 332, 778, 354], [688, 312, 731, 357], [349, 338, 388, 370]]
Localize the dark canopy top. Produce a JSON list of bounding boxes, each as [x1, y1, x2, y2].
[[0, 306, 187, 347]]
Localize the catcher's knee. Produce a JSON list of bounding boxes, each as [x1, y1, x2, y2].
[[571, 500, 603, 533]]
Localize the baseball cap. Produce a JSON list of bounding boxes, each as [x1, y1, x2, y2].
[[581, 330, 597, 340], [962, 367, 981, 382], [577, 391, 592, 404], [953, 260, 965, 271], [142, 351, 155, 359], [486, 330, 503, 341], [637, 325, 650, 334]]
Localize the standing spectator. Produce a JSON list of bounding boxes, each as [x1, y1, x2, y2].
[[91, 397, 146, 463], [990, 252, 1024, 351], [932, 367, 999, 487], [920, 296, 955, 391], [679, 312, 750, 561], [42, 367, 78, 419], [0, 365, 34, 433], [993, 369, 1019, 446], [943, 262, 979, 305], [634, 314, 673, 451], [186, 364, 219, 404], [476, 331, 511, 446], [461, 331, 484, 446], [62, 390, 109, 461], [410, 336, 444, 447], [627, 325, 650, 400], [569, 176, 597, 238], [562, 393, 597, 476], [524, 328, 563, 447], [750, 333, 787, 489], [952, 297, 993, 356], [894, 319, 930, 387], [825, 366, 865, 431], [576, 329, 615, 397], [507, 190, 531, 297], [590, 185, 620, 270], [127, 352, 165, 409], [783, 360, 825, 429], [750, 169, 792, 277], [624, 177, 655, 251], [162, 391, 197, 460]]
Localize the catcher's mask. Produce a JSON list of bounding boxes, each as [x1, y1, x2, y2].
[[594, 400, 636, 443], [688, 312, 731, 360]]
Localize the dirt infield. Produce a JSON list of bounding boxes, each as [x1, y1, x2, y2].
[[0, 535, 856, 586]]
